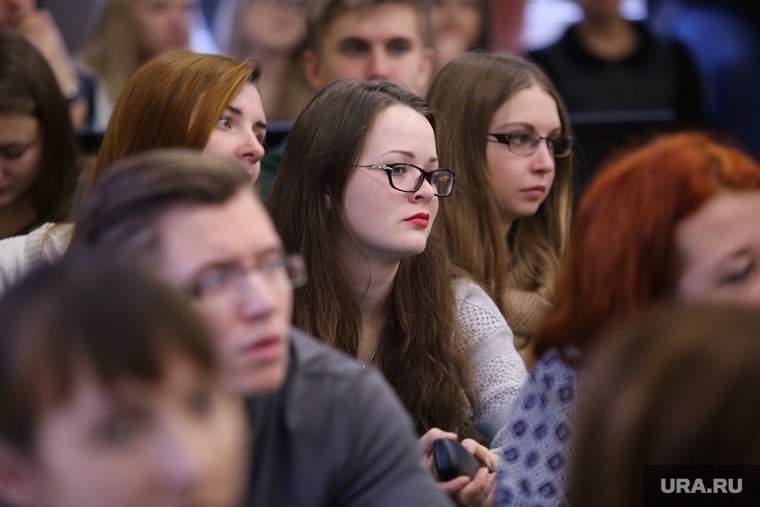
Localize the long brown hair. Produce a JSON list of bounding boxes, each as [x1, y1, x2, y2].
[[427, 52, 572, 313], [266, 79, 472, 435], [91, 51, 260, 190], [534, 132, 760, 360], [0, 29, 79, 224]]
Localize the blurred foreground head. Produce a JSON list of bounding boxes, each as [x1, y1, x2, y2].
[[570, 304, 760, 507], [0, 256, 249, 507], [71, 150, 299, 396]]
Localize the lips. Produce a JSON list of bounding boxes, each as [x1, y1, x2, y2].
[[522, 186, 546, 198], [404, 212, 430, 227], [238, 336, 284, 363]]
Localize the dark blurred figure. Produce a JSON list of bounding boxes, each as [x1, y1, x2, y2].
[[0, 0, 87, 129], [0, 29, 79, 240], [570, 305, 760, 507], [649, 0, 760, 160], [529, 0, 704, 195]]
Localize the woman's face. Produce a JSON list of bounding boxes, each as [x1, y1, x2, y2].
[[203, 83, 267, 183], [239, 0, 308, 53], [0, 112, 41, 209], [342, 104, 439, 265], [17, 352, 248, 507], [485, 84, 560, 233], [676, 190, 760, 306], [131, 0, 192, 62]]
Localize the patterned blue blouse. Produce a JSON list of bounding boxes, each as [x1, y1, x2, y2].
[[494, 348, 583, 507]]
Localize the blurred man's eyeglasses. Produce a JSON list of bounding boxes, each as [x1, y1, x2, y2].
[[186, 254, 307, 306]]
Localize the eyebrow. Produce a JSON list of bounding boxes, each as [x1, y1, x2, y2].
[[338, 37, 370, 46], [192, 245, 285, 276], [493, 122, 562, 133], [224, 105, 267, 131], [380, 150, 438, 164]]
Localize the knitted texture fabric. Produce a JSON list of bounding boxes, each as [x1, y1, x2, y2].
[[503, 270, 553, 368], [453, 278, 528, 445], [0, 222, 72, 297]]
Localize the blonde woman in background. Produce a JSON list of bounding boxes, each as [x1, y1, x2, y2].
[[427, 52, 573, 368], [214, 0, 313, 121], [77, 0, 197, 132]]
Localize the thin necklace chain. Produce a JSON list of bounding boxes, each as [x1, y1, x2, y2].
[[363, 337, 382, 368]]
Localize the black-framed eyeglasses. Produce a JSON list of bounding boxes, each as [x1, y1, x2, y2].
[[356, 163, 456, 197], [488, 130, 573, 158], [185, 254, 307, 306]]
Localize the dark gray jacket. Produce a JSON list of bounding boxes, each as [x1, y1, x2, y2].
[[245, 329, 453, 507]]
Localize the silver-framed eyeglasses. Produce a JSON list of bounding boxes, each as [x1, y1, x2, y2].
[[186, 254, 307, 306], [488, 130, 573, 158], [356, 163, 456, 197]]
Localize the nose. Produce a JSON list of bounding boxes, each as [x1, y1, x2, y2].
[[367, 47, 391, 80], [153, 419, 206, 497], [237, 271, 278, 322], [531, 140, 555, 175], [410, 177, 436, 202], [236, 131, 265, 182]]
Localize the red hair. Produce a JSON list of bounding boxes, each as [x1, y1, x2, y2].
[[533, 132, 760, 360]]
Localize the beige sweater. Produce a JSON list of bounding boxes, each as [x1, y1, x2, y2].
[[503, 280, 553, 369]]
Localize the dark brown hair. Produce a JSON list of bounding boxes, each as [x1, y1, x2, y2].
[[70, 150, 251, 266], [0, 255, 217, 451], [266, 79, 472, 435], [570, 305, 760, 507], [0, 28, 79, 224]]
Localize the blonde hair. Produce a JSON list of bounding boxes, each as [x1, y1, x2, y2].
[[427, 52, 572, 313], [78, 0, 143, 106]]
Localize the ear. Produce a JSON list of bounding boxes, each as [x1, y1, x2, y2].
[[0, 441, 36, 506], [302, 50, 324, 92], [324, 190, 332, 210], [416, 47, 436, 96]]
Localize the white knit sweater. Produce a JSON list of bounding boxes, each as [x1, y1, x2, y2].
[[454, 278, 529, 444], [0, 223, 73, 297]]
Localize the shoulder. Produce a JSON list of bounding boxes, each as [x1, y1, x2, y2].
[[0, 223, 72, 296], [287, 328, 409, 418], [290, 328, 367, 381], [452, 278, 510, 338], [267, 329, 453, 506], [452, 277, 497, 310]]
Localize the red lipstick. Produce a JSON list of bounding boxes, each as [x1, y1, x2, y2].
[[404, 212, 430, 228]]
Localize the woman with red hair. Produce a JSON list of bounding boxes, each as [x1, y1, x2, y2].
[[495, 132, 760, 507]]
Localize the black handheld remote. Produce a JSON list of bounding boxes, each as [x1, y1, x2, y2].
[[432, 438, 482, 482]]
